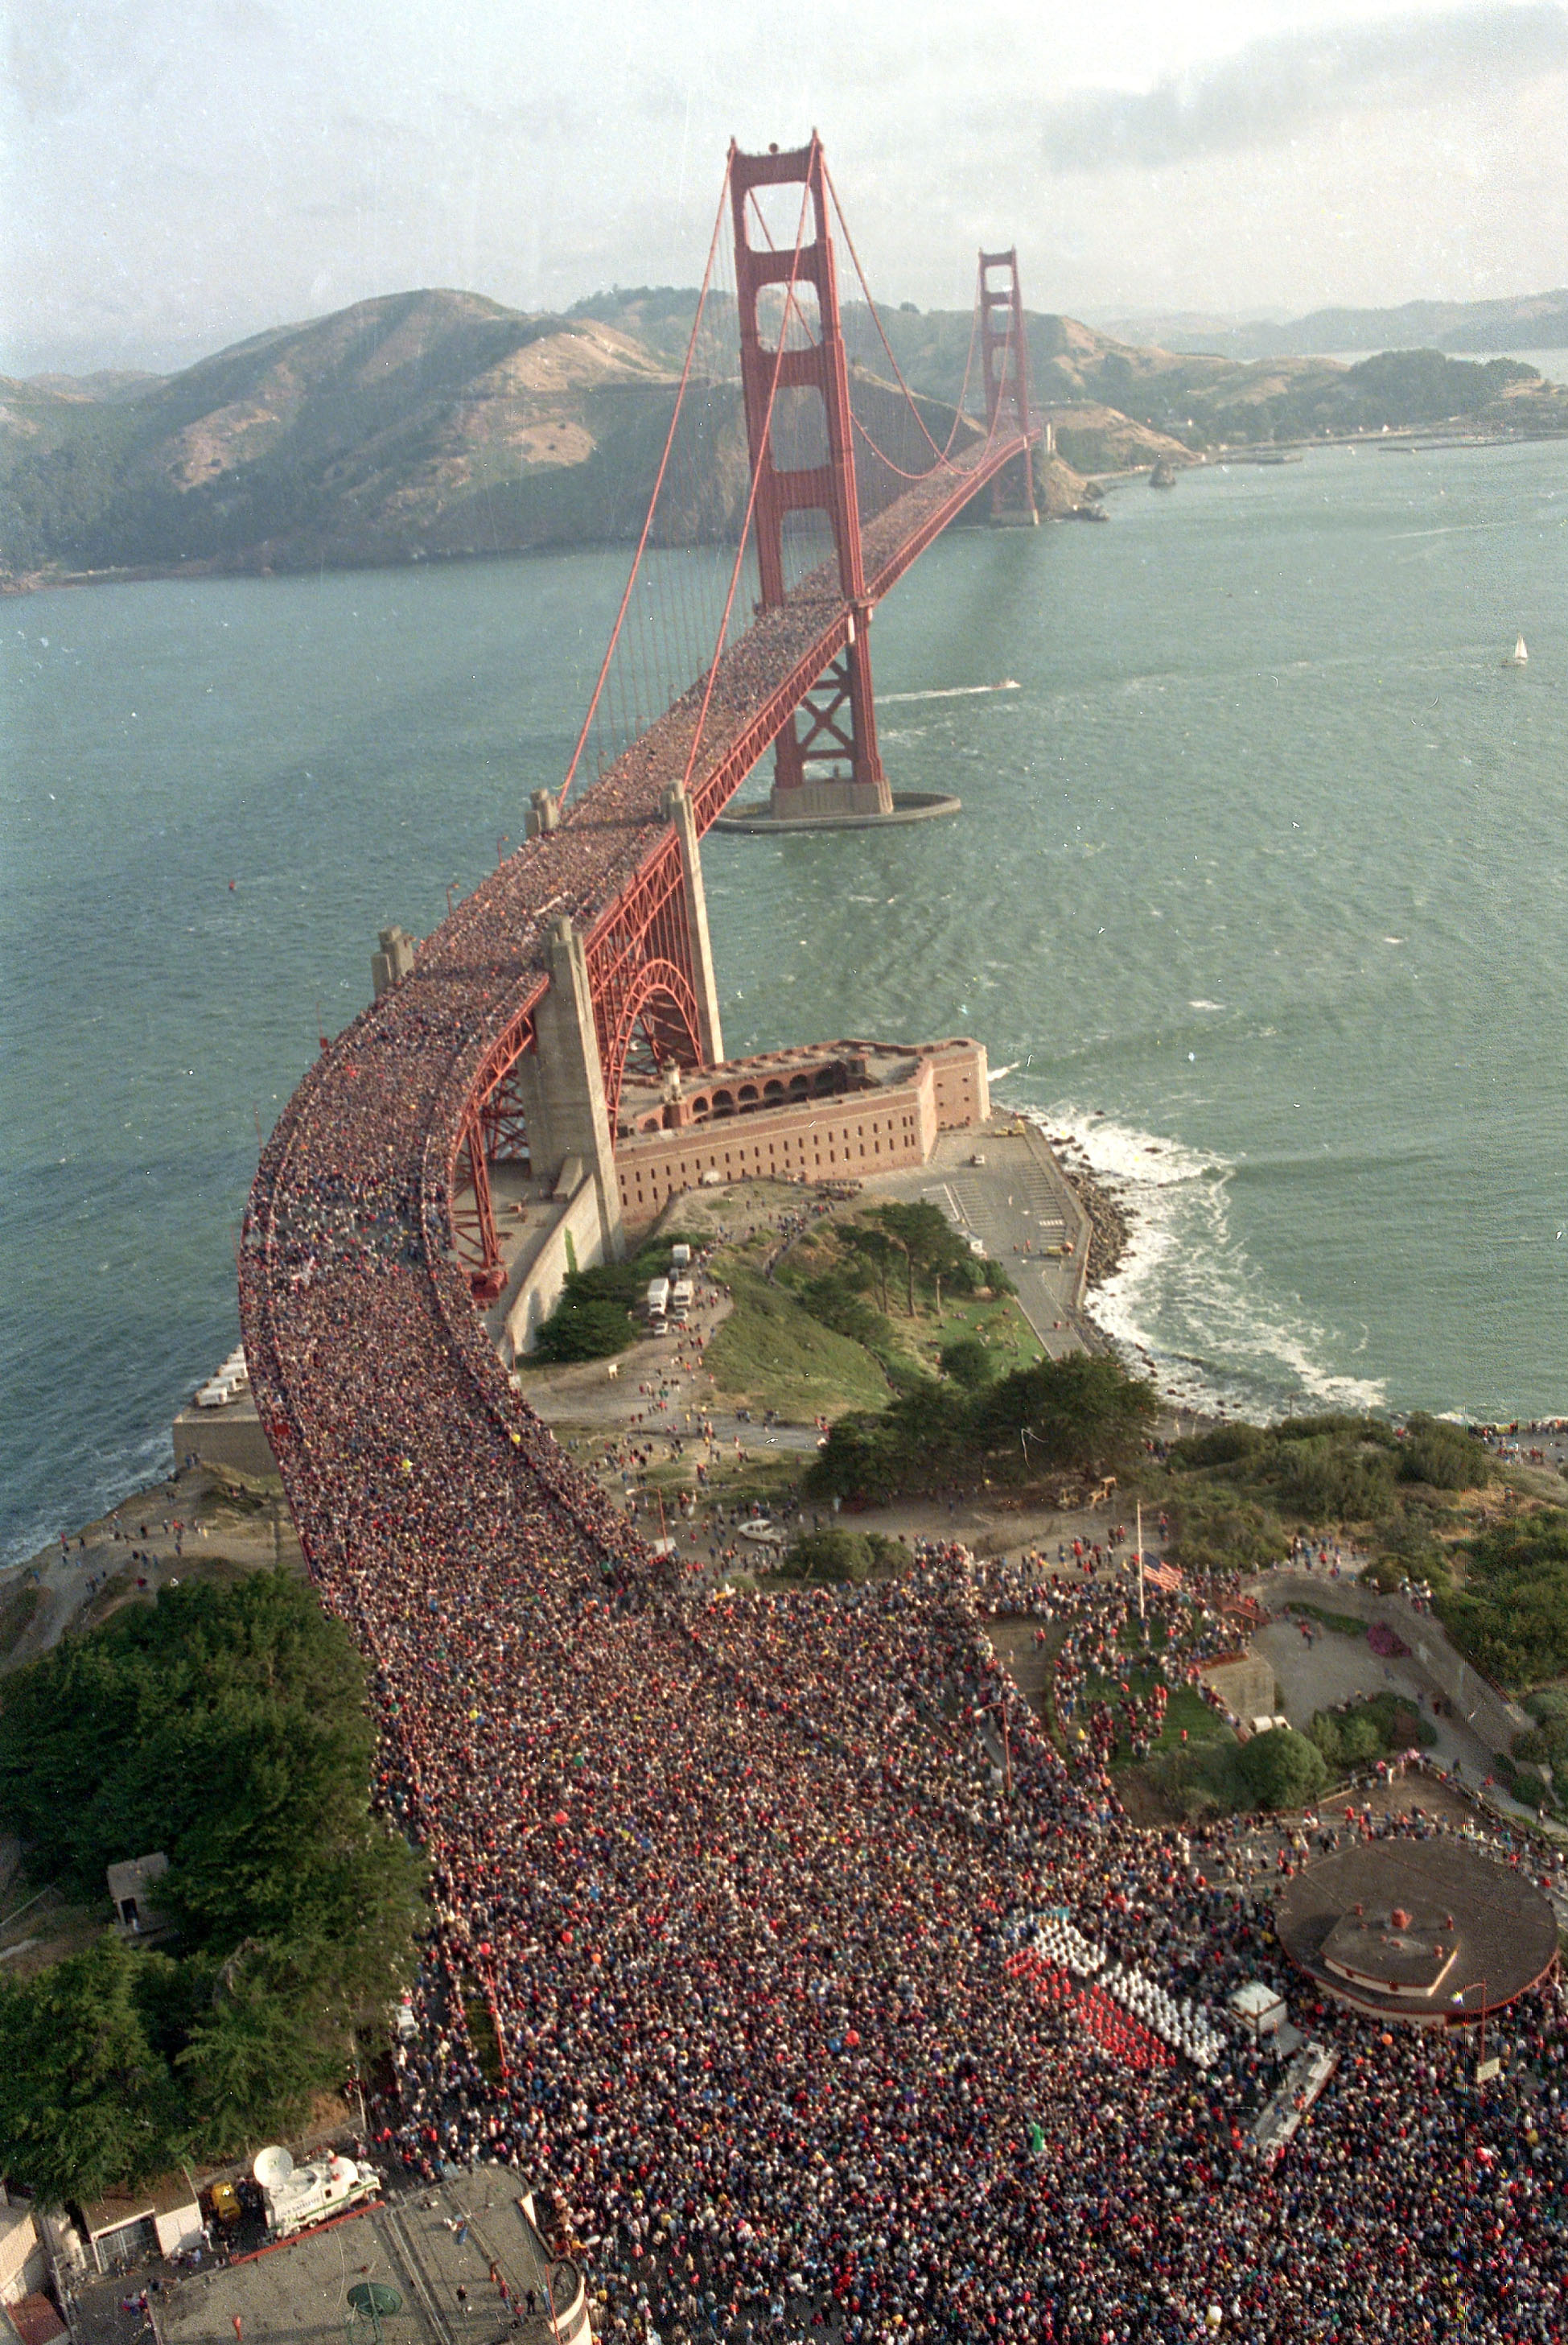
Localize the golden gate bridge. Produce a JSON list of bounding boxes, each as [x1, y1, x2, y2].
[[241, 134, 1039, 1493]]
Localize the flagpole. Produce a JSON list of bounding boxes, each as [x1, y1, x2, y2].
[[1136, 1500, 1145, 1623]]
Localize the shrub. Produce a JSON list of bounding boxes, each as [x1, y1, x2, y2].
[[1235, 1725, 1327, 1811], [1397, 1412, 1493, 1491], [781, 1528, 874, 1584], [1170, 1424, 1269, 1471], [533, 1295, 638, 1361], [1167, 1491, 1288, 1576], [1265, 1435, 1397, 1521], [940, 1337, 996, 1391], [1311, 1692, 1436, 1772], [1438, 1511, 1568, 1692]]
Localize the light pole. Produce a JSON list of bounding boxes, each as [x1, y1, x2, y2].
[[1453, 1976, 1491, 2078], [1136, 1498, 1146, 1623], [980, 1697, 1013, 1798]]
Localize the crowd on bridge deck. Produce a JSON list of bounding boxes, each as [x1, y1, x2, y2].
[[242, 1107, 1568, 2342], [236, 600, 1568, 2343]]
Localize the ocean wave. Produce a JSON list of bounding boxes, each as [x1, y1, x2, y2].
[[1014, 1100, 1388, 1422], [2, 1422, 174, 1574]]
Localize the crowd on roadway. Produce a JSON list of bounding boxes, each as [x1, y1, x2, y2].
[[237, 735, 1568, 2343]]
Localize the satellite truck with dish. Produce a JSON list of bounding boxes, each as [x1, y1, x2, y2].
[[252, 2143, 381, 2240]]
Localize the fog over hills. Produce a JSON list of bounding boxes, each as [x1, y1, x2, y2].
[[1092, 290, 1568, 361]]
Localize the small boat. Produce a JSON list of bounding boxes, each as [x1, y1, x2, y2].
[[1504, 635, 1529, 667]]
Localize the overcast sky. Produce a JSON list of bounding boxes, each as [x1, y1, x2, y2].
[[3, 0, 1566, 375]]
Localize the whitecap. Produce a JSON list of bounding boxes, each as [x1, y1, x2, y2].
[[1187, 999, 1225, 1012], [1008, 1099, 1388, 1423]]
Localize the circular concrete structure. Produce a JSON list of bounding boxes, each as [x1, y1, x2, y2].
[[709, 789, 962, 834], [1275, 1838, 1558, 2023]]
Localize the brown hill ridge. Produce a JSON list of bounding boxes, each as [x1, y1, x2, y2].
[[4, 288, 1561, 588]]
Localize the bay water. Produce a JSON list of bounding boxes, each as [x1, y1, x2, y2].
[[3, 436, 1565, 1563]]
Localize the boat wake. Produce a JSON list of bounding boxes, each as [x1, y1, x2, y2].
[[1012, 1100, 1388, 1422], [878, 681, 1021, 703]]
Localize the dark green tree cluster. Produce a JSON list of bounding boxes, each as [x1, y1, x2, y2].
[[0, 1572, 423, 2205], [1310, 1692, 1435, 1771], [1514, 1685, 1568, 1770], [1438, 1512, 1568, 1692], [1166, 1411, 1493, 1571], [777, 1527, 909, 1585], [533, 1234, 698, 1361], [806, 1354, 1157, 1503], [1233, 1725, 1327, 1811]]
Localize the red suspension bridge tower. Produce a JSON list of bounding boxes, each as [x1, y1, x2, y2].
[[730, 138, 891, 825], [381, 138, 1043, 1305]]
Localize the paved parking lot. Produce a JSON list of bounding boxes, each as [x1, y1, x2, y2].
[[863, 1125, 1091, 1354], [74, 2174, 554, 2345]]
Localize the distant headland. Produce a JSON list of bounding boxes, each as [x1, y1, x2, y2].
[[2, 287, 1563, 592]]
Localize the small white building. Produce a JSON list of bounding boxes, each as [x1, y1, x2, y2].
[[105, 1853, 170, 1940], [1229, 1980, 1288, 2040], [78, 2178, 203, 2271]]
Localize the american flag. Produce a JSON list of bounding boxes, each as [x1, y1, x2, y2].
[[1142, 1557, 1183, 1594]]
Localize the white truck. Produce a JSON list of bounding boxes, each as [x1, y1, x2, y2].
[[253, 2145, 379, 2240], [670, 1243, 692, 1271], [669, 1276, 694, 1322], [645, 1276, 671, 1324]]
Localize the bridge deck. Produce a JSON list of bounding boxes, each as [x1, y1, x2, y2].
[[241, 427, 1033, 1593]]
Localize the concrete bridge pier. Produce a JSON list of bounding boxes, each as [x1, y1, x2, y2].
[[512, 916, 624, 1264], [662, 781, 724, 1065]]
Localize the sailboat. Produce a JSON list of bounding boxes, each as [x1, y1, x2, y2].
[[1504, 635, 1529, 667]]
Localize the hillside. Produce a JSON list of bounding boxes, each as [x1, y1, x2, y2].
[[1097, 290, 1568, 361], [578, 290, 1568, 450], [0, 290, 743, 581], [0, 287, 1095, 585], [5, 287, 1562, 588]]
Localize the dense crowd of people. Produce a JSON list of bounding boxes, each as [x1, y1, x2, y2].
[[237, 693, 1568, 2343]]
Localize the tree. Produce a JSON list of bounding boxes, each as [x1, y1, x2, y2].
[[940, 1337, 995, 1391], [0, 1937, 186, 2206], [179, 1943, 343, 2156], [841, 1225, 899, 1314], [0, 1572, 425, 2197], [1235, 1726, 1327, 1812], [973, 1354, 1157, 1473]]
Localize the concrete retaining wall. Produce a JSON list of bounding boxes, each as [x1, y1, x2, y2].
[[505, 1176, 608, 1358], [1267, 1572, 1529, 1756], [1201, 1653, 1276, 1720], [170, 1403, 278, 1479]]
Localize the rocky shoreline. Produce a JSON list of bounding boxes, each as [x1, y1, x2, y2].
[[1052, 1152, 1132, 1290]]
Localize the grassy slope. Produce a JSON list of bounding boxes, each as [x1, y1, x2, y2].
[[703, 1271, 891, 1420]]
